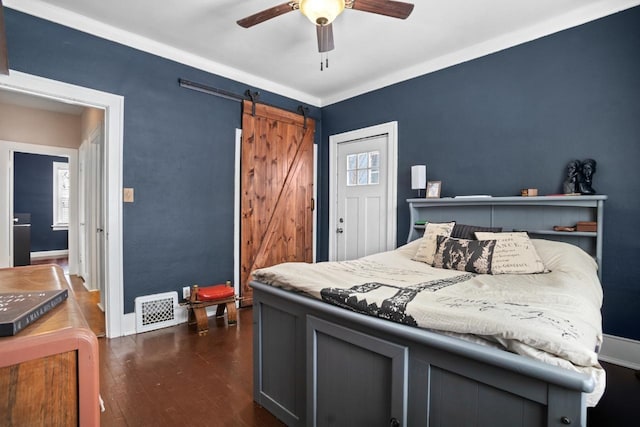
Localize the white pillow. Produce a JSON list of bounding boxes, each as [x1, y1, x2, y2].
[[412, 222, 455, 265], [474, 231, 548, 274]]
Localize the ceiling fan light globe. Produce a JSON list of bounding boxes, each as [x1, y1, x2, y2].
[[299, 0, 345, 25]]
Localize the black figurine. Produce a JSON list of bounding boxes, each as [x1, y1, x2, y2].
[[578, 159, 597, 195], [563, 160, 581, 194]]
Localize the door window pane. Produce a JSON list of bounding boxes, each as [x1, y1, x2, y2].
[[347, 154, 357, 171], [357, 153, 368, 169], [369, 152, 379, 168], [369, 170, 379, 185], [347, 170, 357, 186], [358, 170, 368, 185]]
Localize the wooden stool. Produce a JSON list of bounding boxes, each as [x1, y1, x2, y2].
[[186, 284, 237, 336]]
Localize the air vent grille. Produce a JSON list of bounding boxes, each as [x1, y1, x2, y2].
[[135, 291, 179, 333]]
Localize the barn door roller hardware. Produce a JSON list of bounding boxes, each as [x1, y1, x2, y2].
[[244, 90, 260, 116], [297, 105, 309, 130]]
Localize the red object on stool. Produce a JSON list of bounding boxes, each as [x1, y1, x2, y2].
[[187, 284, 237, 335], [197, 285, 235, 301]]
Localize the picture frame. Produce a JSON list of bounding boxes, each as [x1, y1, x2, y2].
[[426, 181, 441, 198]]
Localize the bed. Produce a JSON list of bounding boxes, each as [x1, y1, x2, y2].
[[251, 223, 604, 426]]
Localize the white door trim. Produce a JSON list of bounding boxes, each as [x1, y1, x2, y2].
[[234, 129, 241, 302], [0, 70, 125, 338], [328, 121, 398, 261]]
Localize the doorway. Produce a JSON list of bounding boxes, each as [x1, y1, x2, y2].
[[0, 70, 124, 337], [329, 122, 398, 261], [11, 149, 74, 267]]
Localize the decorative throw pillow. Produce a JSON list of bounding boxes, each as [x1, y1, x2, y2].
[[432, 236, 496, 274], [474, 232, 548, 274], [451, 224, 503, 240], [412, 221, 455, 265]]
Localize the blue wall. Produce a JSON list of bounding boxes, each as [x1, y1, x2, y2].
[[13, 152, 69, 252], [321, 7, 640, 340], [5, 9, 321, 312], [6, 6, 639, 340]]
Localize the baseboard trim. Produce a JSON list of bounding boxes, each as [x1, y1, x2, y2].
[[599, 334, 640, 370], [31, 249, 69, 260]]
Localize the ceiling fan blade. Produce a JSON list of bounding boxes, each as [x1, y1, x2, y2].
[[350, 0, 414, 20], [316, 24, 334, 53], [237, 2, 297, 28], [0, 0, 9, 75]]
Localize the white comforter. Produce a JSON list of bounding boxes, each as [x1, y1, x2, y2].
[[252, 238, 605, 406]]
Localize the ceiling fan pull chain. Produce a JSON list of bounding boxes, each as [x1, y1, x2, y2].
[[319, 52, 329, 71]]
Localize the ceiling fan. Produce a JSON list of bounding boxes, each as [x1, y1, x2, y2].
[[237, 0, 414, 69], [0, 0, 9, 75]]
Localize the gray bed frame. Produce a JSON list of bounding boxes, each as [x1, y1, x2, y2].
[[252, 281, 593, 427], [252, 196, 605, 427]]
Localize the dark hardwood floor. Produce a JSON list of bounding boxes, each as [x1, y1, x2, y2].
[[34, 257, 640, 426], [96, 310, 638, 427], [98, 308, 284, 427]]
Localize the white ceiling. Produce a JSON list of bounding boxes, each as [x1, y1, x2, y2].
[[5, 0, 639, 106]]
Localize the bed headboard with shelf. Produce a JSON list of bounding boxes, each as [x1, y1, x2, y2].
[[407, 195, 606, 278]]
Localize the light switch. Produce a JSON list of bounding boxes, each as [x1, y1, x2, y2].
[[123, 188, 134, 203]]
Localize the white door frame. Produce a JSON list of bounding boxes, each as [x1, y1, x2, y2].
[[328, 121, 398, 261], [0, 70, 125, 338]]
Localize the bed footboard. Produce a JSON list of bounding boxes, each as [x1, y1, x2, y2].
[[252, 281, 593, 427]]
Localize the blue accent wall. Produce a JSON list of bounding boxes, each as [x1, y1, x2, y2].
[[13, 152, 69, 252], [321, 7, 640, 340], [6, 9, 321, 313]]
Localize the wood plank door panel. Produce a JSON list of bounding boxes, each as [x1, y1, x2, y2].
[[240, 101, 314, 305]]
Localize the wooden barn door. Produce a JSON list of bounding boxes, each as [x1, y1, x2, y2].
[[240, 100, 315, 306]]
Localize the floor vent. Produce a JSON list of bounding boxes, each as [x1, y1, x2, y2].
[[135, 291, 179, 333]]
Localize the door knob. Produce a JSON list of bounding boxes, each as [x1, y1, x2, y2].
[[337, 228, 343, 233]]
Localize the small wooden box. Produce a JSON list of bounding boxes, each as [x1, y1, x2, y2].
[[576, 221, 597, 232], [521, 188, 538, 197]]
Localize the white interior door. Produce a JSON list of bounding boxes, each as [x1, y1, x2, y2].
[[85, 125, 105, 304], [94, 126, 106, 310], [336, 136, 388, 260], [78, 141, 88, 280], [329, 122, 398, 262]]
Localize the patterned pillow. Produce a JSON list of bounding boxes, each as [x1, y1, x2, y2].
[[451, 224, 503, 240], [433, 236, 496, 274], [474, 232, 548, 274], [412, 221, 456, 265]]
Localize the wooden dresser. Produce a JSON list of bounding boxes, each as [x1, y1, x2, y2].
[[0, 264, 100, 426]]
